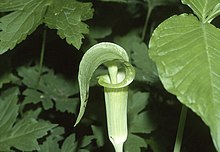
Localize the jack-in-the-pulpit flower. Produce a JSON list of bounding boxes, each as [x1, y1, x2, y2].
[[74, 42, 135, 152]]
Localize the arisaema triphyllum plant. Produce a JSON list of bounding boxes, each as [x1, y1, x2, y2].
[[74, 42, 135, 152]]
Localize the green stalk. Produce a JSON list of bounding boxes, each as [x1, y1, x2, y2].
[[173, 105, 188, 152], [141, 6, 153, 41], [37, 28, 47, 85]]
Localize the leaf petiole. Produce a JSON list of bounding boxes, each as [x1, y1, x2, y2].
[[173, 105, 187, 152], [37, 27, 47, 86]]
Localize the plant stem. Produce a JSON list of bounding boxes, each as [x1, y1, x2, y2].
[[39, 28, 47, 74], [141, 6, 153, 41], [173, 105, 188, 152], [37, 27, 47, 85], [114, 143, 123, 152]]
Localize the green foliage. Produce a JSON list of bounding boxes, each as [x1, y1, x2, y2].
[[39, 127, 65, 152], [125, 91, 156, 151], [149, 0, 220, 150], [0, 0, 218, 151], [125, 134, 148, 152], [44, 0, 94, 49], [182, 0, 220, 22], [0, 87, 57, 151], [114, 31, 158, 83], [39, 127, 93, 152], [127, 91, 155, 134], [17, 65, 79, 113], [0, 0, 49, 54], [0, 55, 18, 88], [0, 0, 93, 54], [0, 0, 33, 12], [91, 125, 105, 147]]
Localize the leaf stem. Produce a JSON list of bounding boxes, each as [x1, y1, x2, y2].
[[37, 27, 47, 85], [141, 6, 153, 41], [173, 105, 188, 152]]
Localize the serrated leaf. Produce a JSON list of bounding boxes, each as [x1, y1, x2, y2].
[[0, 0, 32, 12], [23, 108, 42, 120], [4, 119, 57, 151], [0, 88, 57, 151], [124, 134, 148, 152], [17, 65, 49, 88], [40, 131, 92, 152], [0, 87, 19, 136], [18, 65, 79, 113], [39, 127, 65, 152], [149, 13, 220, 151], [23, 89, 53, 109], [0, 0, 49, 54], [182, 0, 220, 22], [44, 0, 93, 49]]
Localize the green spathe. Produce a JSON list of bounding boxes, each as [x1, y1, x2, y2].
[[75, 42, 135, 152]]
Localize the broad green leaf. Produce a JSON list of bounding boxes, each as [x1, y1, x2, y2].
[[0, 0, 49, 54], [0, 88, 57, 151], [205, 3, 220, 23], [149, 14, 220, 150], [0, 0, 33, 12], [17, 65, 79, 113], [114, 32, 158, 83], [44, 0, 93, 49], [182, 0, 220, 22]]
